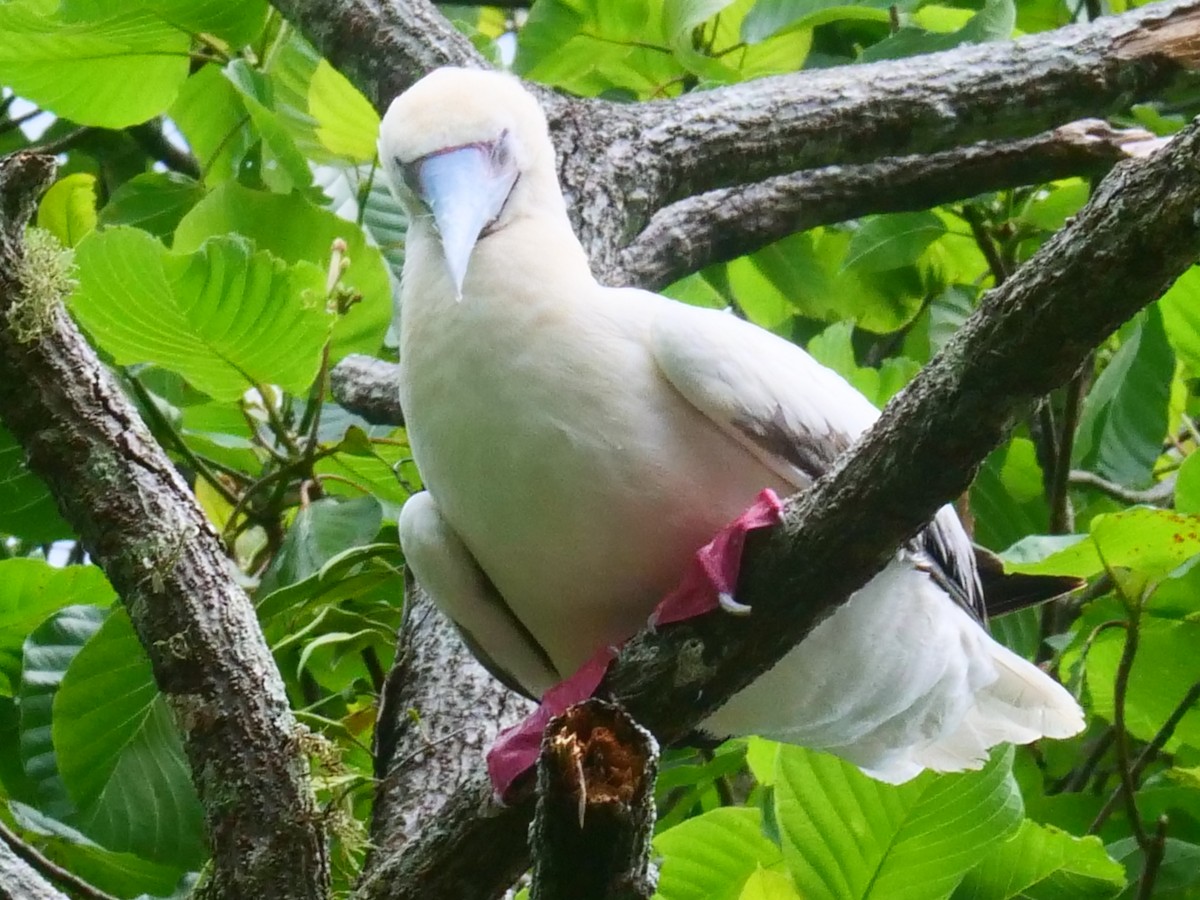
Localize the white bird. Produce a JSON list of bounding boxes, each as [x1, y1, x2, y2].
[[379, 67, 1084, 783]]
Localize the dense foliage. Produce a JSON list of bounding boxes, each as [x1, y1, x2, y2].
[[0, 0, 1198, 897]]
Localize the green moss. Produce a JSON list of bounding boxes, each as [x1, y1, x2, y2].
[[10, 227, 76, 342]]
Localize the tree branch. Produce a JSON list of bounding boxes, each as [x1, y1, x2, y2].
[[330, 354, 404, 425], [0, 821, 116, 900], [0, 153, 329, 900], [364, 577, 533, 880], [624, 0, 1200, 207], [351, 109, 1200, 900], [617, 120, 1161, 290], [0, 833, 69, 900]]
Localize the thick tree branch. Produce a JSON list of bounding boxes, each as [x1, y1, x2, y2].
[[622, 0, 1200, 209], [363, 578, 533, 880], [352, 112, 1200, 900], [618, 120, 1162, 290], [0, 153, 329, 900]]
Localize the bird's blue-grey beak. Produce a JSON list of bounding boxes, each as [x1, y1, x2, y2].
[[410, 142, 517, 300]]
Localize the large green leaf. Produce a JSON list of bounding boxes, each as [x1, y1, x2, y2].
[[1072, 308, 1173, 488], [59, 0, 269, 46], [1009, 508, 1200, 584], [953, 820, 1125, 899], [97, 172, 206, 241], [842, 212, 946, 275], [18, 604, 108, 820], [265, 31, 380, 164], [775, 746, 1023, 900], [1085, 617, 1200, 751], [0, 561, 113, 695], [53, 607, 205, 867], [71, 226, 332, 400], [174, 182, 392, 359], [655, 806, 786, 900], [0, 1, 189, 128], [806, 321, 918, 407], [0, 423, 71, 544], [315, 162, 407, 275]]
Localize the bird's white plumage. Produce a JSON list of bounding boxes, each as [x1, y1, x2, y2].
[[380, 68, 1084, 782]]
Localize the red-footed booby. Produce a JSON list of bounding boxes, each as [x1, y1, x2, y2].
[[378, 67, 1084, 784]]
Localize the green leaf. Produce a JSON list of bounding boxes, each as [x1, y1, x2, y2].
[[264, 31, 380, 164], [97, 172, 206, 241], [223, 59, 315, 193], [1086, 617, 1200, 751], [60, 0, 269, 46], [860, 0, 1015, 61], [1159, 268, 1200, 375], [515, 0, 686, 99], [0, 561, 114, 695], [1009, 508, 1200, 583], [971, 438, 1050, 551], [774, 745, 1023, 900], [1072, 308, 1173, 488], [19, 604, 108, 820], [806, 321, 918, 407], [738, 867, 802, 900], [1176, 453, 1200, 515], [53, 607, 205, 866], [843, 212, 946, 274], [36, 173, 97, 248], [655, 806, 786, 900], [0, 423, 71, 544], [256, 542, 402, 625], [953, 820, 1125, 899], [259, 497, 383, 596], [0, 1, 189, 128], [71, 227, 332, 401], [742, 0, 896, 43], [173, 182, 392, 359], [170, 65, 255, 186]]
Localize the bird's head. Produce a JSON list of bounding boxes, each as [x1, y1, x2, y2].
[[378, 67, 556, 299]]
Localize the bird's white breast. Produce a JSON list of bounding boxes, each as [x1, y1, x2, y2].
[[399, 236, 782, 686]]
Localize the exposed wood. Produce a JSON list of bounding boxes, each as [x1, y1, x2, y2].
[[530, 701, 657, 900]]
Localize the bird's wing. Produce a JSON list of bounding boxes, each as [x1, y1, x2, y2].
[[647, 296, 879, 490], [399, 491, 559, 698], [647, 295, 987, 622]]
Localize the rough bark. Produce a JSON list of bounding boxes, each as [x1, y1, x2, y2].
[[618, 120, 1162, 291], [348, 111, 1200, 900], [530, 701, 658, 900], [330, 354, 404, 425], [0, 153, 329, 900], [364, 578, 533, 879], [0, 838, 69, 900]]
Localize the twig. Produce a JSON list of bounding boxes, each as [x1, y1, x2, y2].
[[1136, 816, 1169, 900], [1069, 469, 1176, 506], [0, 820, 118, 900]]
